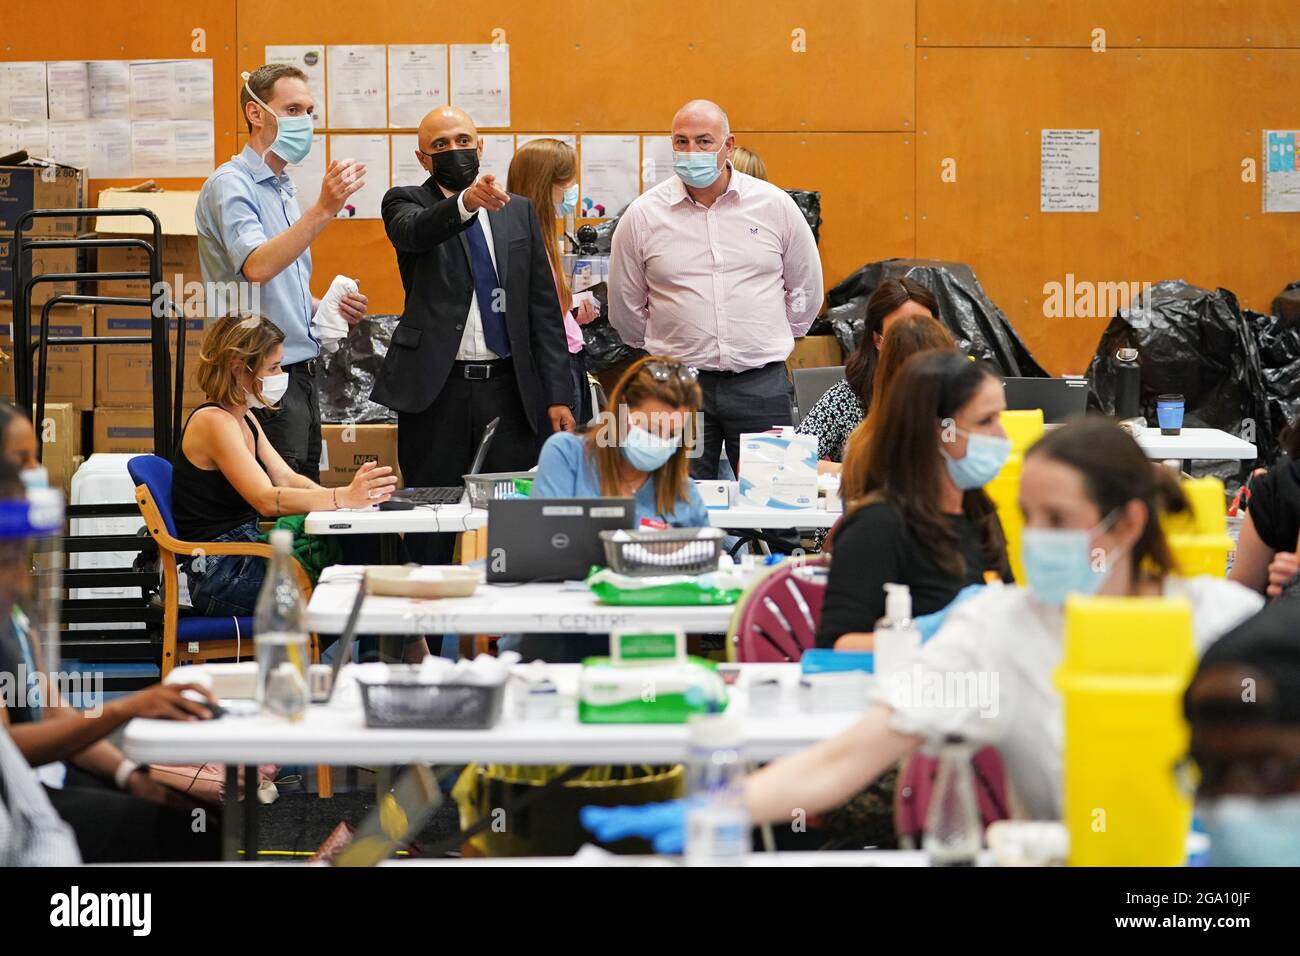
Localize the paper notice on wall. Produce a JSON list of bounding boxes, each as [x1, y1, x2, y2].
[[641, 134, 674, 191], [328, 45, 387, 129], [517, 133, 576, 150], [129, 60, 213, 122], [264, 45, 327, 128], [1040, 129, 1100, 213], [89, 61, 130, 119], [580, 135, 640, 219], [46, 62, 90, 122], [286, 135, 327, 211], [329, 134, 389, 219], [390, 133, 425, 188], [450, 44, 509, 128], [479, 133, 515, 181], [49, 119, 132, 177], [1264, 130, 1300, 213], [0, 121, 49, 158], [131, 120, 213, 177], [0, 62, 49, 121], [388, 44, 448, 128]]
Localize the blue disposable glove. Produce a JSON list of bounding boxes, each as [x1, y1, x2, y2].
[[579, 800, 687, 854], [915, 584, 985, 642]]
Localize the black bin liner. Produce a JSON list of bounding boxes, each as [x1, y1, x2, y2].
[[1252, 307, 1300, 458], [579, 281, 646, 373], [318, 314, 399, 424], [1086, 280, 1268, 485], [825, 258, 1047, 378]]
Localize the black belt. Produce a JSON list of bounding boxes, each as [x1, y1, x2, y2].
[[284, 359, 318, 376], [453, 357, 512, 380]]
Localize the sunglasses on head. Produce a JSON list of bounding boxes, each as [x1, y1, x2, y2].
[[644, 360, 699, 384]]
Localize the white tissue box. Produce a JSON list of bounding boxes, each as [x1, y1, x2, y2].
[[737, 429, 818, 509]]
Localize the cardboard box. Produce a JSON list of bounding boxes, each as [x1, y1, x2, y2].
[[737, 427, 819, 509], [92, 407, 159, 455], [0, 303, 94, 409], [319, 424, 400, 488], [94, 191, 205, 317], [0, 242, 82, 305], [94, 307, 207, 407], [37, 402, 84, 497], [786, 335, 843, 371], [0, 161, 86, 240]]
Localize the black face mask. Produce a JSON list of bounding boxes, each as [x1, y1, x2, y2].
[[424, 147, 480, 192]]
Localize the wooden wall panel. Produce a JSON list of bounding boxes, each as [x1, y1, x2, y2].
[[919, 0, 1300, 48], [235, 0, 916, 132], [917, 48, 1300, 375]]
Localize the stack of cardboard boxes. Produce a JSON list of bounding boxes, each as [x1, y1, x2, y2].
[[91, 190, 207, 455]]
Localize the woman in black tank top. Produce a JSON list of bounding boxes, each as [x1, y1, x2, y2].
[[174, 314, 397, 617]]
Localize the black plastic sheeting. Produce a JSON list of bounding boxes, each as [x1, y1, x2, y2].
[[579, 281, 647, 373], [318, 314, 399, 424], [1086, 280, 1271, 485], [825, 259, 1047, 377]]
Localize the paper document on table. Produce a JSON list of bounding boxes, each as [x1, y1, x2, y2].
[[89, 61, 130, 119], [1040, 128, 1099, 213], [131, 120, 212, 177], [265, 45, 327, 128], [46, 62, 90, 121], [129, 60, 213, 122], [0, 62, 49, 121], [388, 44, 448, 128], [580, 135, 639, 219], [286, 136, 326, 210], [328, 134, 388, 219], [450, 44, 510, 128], [327, 45, 387, 129]]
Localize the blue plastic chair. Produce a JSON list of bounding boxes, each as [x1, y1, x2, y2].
[[127, 454, 317, 676]]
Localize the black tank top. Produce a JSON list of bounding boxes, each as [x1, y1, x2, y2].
[[171, 403, 267, 542]]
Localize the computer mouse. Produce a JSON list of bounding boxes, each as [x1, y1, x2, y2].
[[181, 688, 224, 719]]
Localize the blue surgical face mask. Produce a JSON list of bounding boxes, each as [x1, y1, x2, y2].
[[1201, 794, 1300, 867], [940, 428, 1011, 490], [244, 76, 314, 165], [673, 148, 724, 188], [1020, 509, 1122, 605], [555, 183, 579, 217], [622, 425, 680, 472]]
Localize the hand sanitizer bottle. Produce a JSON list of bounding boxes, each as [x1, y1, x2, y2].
[[873, 583, 921, 691]]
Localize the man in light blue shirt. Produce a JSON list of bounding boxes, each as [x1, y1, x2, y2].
[[196, 62, 368, 481]]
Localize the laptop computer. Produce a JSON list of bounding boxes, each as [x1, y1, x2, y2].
[[379, 417, 499, 509], [486, 497, 636, 583], [1002, 377, 1089, 424]]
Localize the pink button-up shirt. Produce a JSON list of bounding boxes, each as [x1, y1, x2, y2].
[[608, 166, 823, 372]]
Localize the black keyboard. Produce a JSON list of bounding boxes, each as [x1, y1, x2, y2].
[[387, 487, 465, 505]]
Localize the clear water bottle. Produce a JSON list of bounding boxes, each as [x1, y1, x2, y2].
[[924, 735, 983, 866], [254, 529, 310, 721], [684, 711, 750, 865]]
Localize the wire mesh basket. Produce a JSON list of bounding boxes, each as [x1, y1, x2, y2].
[[357, 672, 506, 729], [598, 527, 725, 576], [462, 471, 534, 509]]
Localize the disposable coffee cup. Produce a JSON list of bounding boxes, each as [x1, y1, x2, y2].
[[1156, 394, 1184, 436]]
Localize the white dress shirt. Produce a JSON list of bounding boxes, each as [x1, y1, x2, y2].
[[607, 165, 823, 372], [446, 186, 502, 362]]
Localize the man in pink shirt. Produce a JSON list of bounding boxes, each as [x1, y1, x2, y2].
[[608, 99, 823, 478]]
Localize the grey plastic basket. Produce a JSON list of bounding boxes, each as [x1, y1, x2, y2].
[[462, 471, 533, 509], [357, 672, 506, 729], [598, 527, 725, 576]]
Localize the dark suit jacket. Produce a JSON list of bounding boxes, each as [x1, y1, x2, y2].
[[371, 178, 571, 422]]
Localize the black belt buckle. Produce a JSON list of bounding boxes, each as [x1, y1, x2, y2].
[[462, 363, 492, 381]]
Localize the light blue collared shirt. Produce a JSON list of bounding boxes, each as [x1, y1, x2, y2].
[[196, 145, 317, 365]]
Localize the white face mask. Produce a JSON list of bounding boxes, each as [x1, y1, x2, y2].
[[249, 372, 289, 408]]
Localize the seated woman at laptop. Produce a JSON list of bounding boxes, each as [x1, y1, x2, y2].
[[172, 312, 398, 618], [1228, 423, 1300, 599], [821, 351, 1014, 649], [532, 355, 709, 529], [796, 277, 941, 476]]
